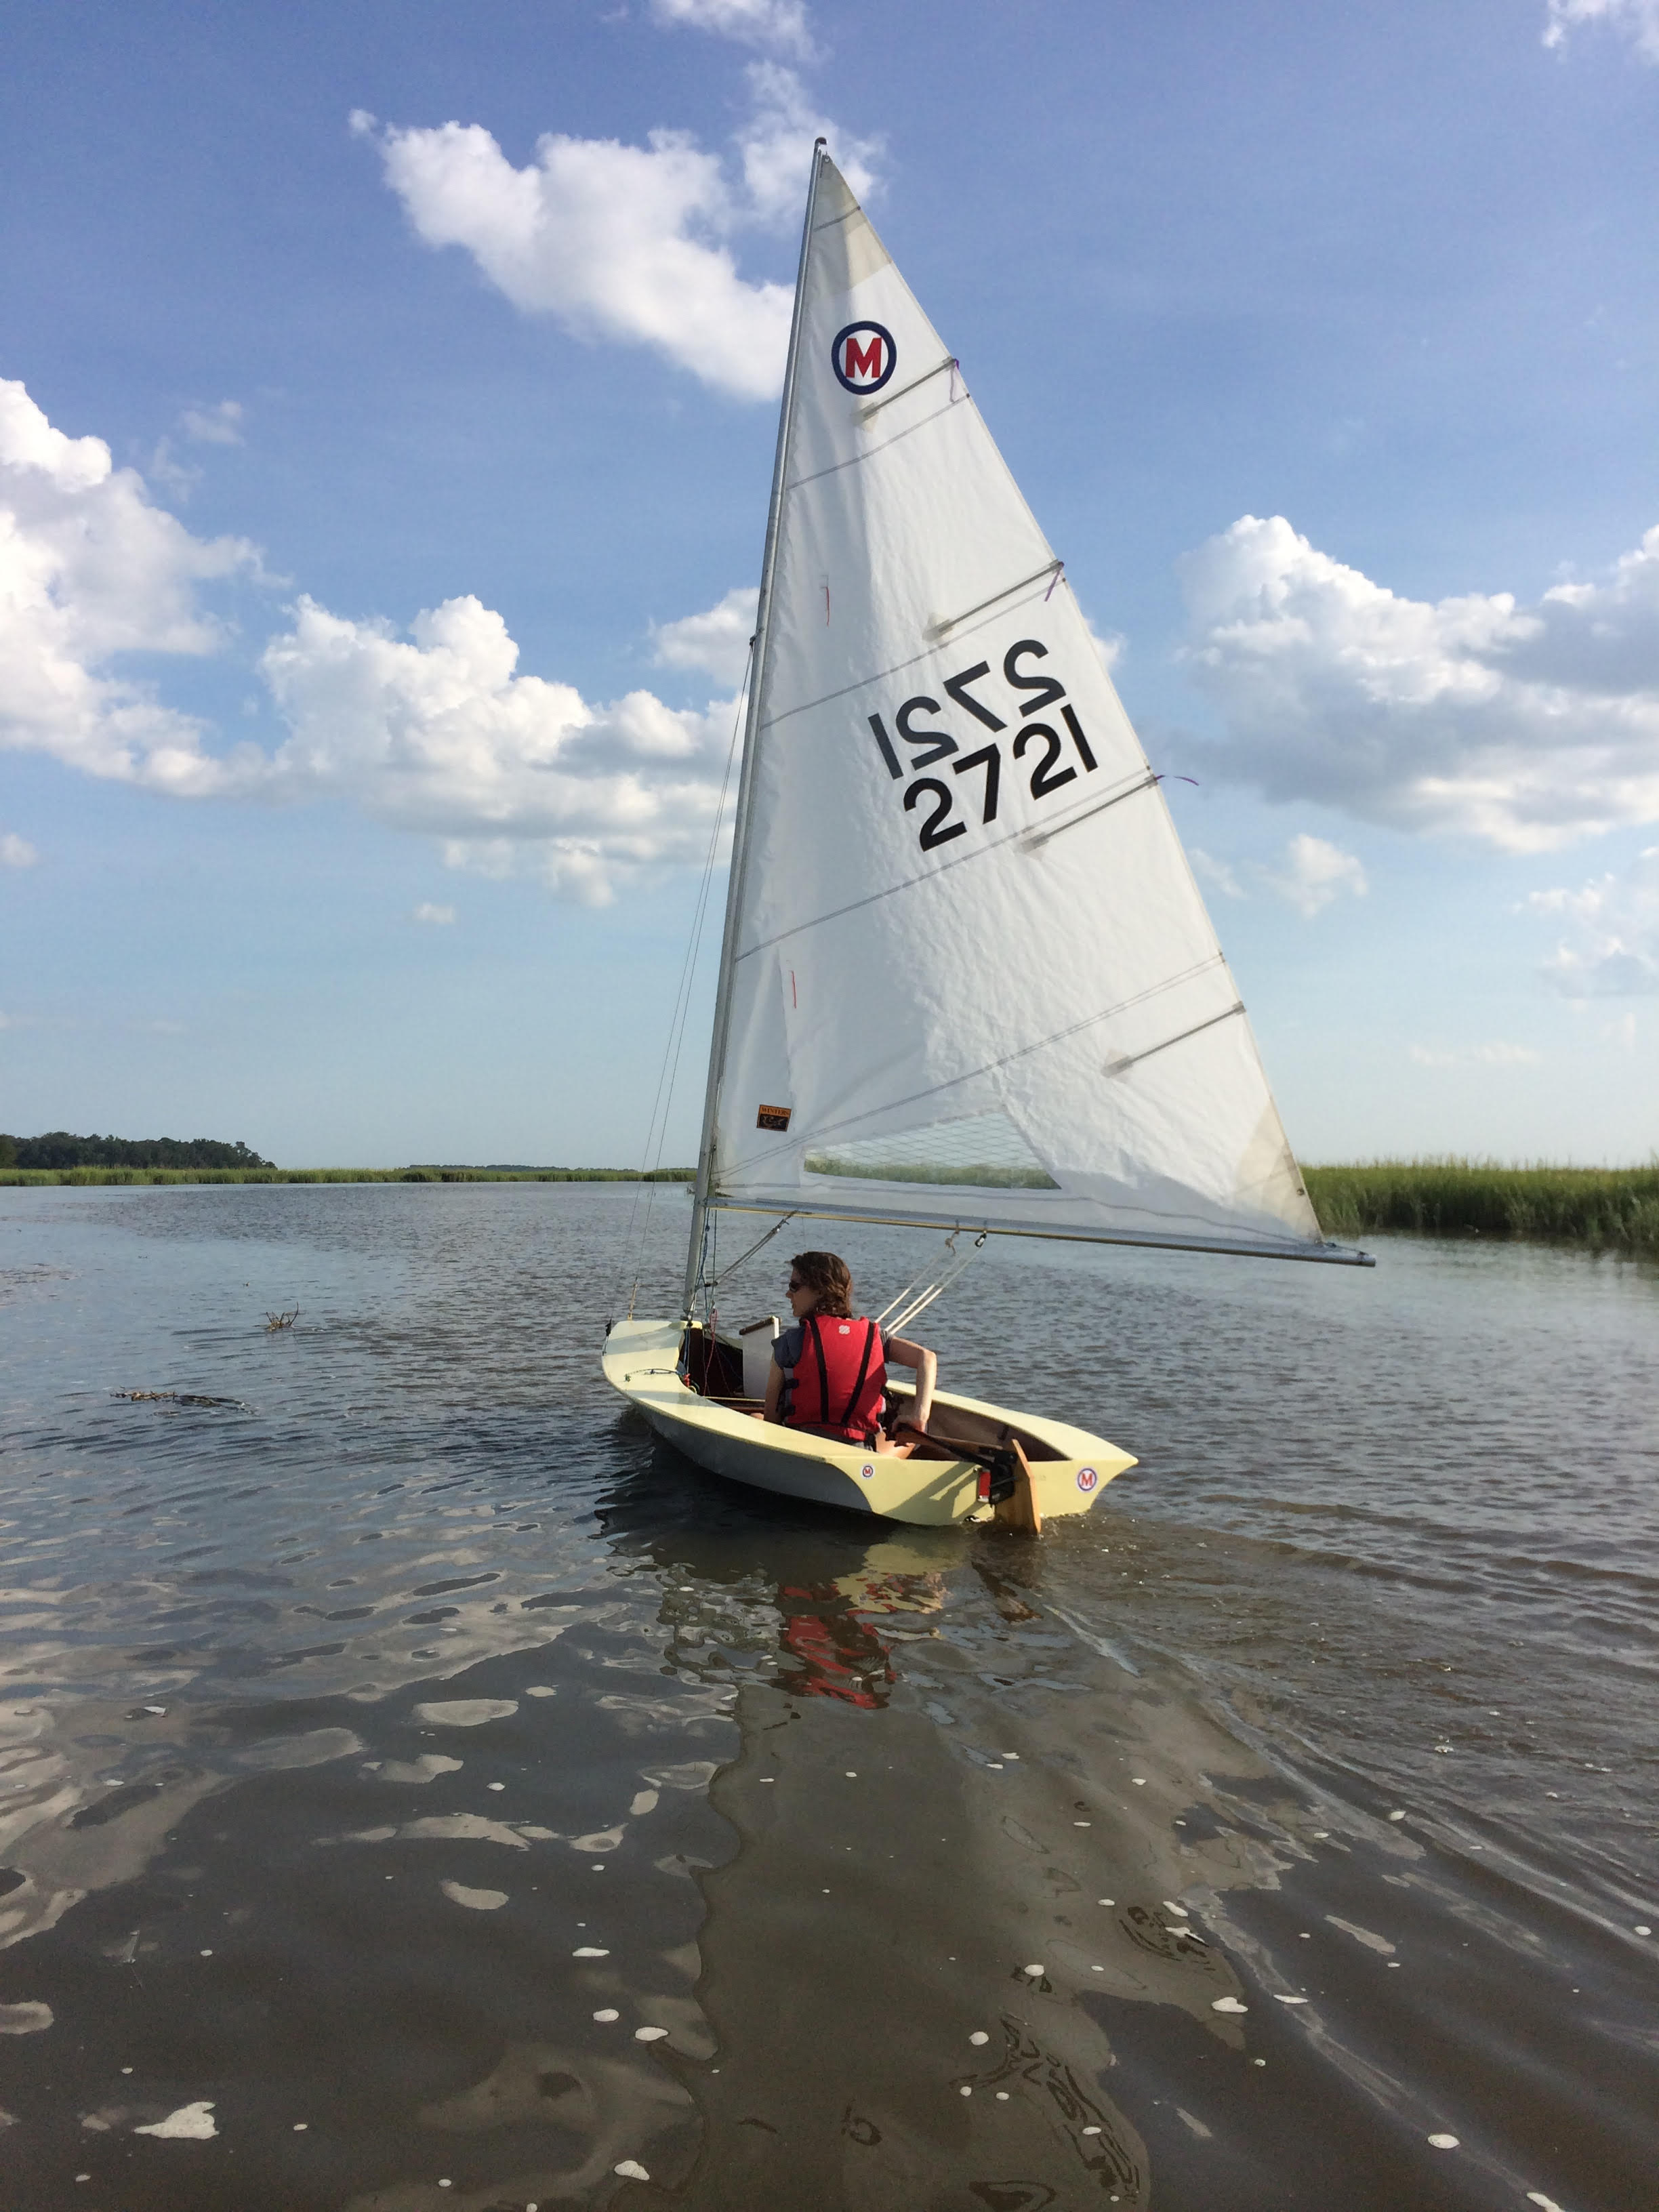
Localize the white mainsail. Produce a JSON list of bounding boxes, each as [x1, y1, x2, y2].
[[691, 151, 1353, 1273]]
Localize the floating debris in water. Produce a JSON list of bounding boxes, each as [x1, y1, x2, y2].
[[0, 2002, 52, 2035], [960, 2085, 972, 2097], [1023, 1963, 1046, 1977], [136, 2102, 217, 2139], [488, 1782, 505, 1792], [614, 2162, 650, 2182], [1274, 1994, 1308, 2004], [634, 2026, 669, 2042], [1387, 1809, 1406, 1822], [525, 1686, 557, 1698], [573, 1946, 609, 1957], [1162, 1901, 1188, 1916], [1427, 2133, 1459, 2150], [594, 2009, 619, 2022], [1132, 1777, 1145, 1786], [968, 2032, 989, 2045], [441, 1881, 507, 1910], [996, 2091, 1010, 2100], [1082, 2125, 1101, 2135], [414, 1699, 517, 1726], [1525, 2194, 1565, 2211], [1211, 1996, 1248, 2014], [1635, 1925, 1652, 1937]]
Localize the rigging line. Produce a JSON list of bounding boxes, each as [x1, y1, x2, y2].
[[728, 954, 1229, 1180], [734, 770, 1160, 966], [706, 1210, 798, 1293], [754, 569, 1069, 737], [855, 354, 958, 424], [620, 651, 753, 1313]]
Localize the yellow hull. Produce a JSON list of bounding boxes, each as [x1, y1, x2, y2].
[[602, 1317, 1136, 1528]]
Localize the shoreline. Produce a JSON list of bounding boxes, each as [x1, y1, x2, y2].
[[5, 1158, 1655, 1255]]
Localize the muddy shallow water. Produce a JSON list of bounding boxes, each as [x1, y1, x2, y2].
[[1, 1182, 1654, 2210]]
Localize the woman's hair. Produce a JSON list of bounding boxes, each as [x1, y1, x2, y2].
[[790, 1250, 854, 1319]]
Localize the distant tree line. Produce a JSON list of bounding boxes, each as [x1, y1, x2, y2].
[[0, 1132, 275, 1170]]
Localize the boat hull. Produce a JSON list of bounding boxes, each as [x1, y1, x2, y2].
[[602, 1317, 1136, 1527]]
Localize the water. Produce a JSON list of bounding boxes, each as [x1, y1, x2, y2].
[[1, 1181, 1655, 2211]]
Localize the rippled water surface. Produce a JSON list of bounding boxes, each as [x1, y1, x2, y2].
[[1, 1182, 1655, 2211]]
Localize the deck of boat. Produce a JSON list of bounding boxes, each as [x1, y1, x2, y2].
[[602, 1316, 1136, 1527]]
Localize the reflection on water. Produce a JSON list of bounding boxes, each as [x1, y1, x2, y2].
[[0, 1183, 1655, 2210]]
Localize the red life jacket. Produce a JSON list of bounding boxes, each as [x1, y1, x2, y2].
[[785, 1314, 886, 1443]]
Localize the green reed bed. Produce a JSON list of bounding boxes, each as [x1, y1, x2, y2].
[[0, 1166, 695, 1188], [1305, 1160, 1659, 1254]]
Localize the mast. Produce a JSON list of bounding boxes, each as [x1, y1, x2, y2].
[[682, 140, 828, 1315]]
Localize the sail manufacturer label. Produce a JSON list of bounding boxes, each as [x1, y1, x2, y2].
[[831, 321, 897, 394], [756, 1104, 793, 1131]]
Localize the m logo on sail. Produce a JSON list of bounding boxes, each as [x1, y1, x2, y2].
[[832, 321, 897, 394]]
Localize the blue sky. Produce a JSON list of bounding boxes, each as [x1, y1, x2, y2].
[[2, 0, 1656, 1166]]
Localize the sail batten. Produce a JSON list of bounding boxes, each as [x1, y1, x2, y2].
[[692, 150, 1354, 1282]]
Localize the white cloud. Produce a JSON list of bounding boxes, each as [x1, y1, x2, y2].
[[1528, 845, 1659, 994], [1181, 514, 1659, 853], [257, 594, 737, 902], [1544, 0, 1659, 61], [1263, 832, 1368, 916], [650, 0, 813, 60], [413, 901, 456, 924], [0, 380, 741, 904], [1190, 847, 1243, 900], [1408, 1042, 1543, 1067], [180, 399, 245, 447], [361, 68, 878, 398], [1189, 833, 1366, 916], [653, 585, 757, 685], [0, 377, 261, 792], [1, 830, 37, 867]]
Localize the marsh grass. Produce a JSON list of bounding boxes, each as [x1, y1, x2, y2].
[[1304, 1160, 1659, 1255], [0, 1166, 695, 1188]]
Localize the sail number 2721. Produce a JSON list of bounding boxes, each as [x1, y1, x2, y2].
[[866, 640, 1098, 851]]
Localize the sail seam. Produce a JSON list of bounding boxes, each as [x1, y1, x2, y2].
[[928, 559, 1064, 641], [726, 954, 1229, 1179], [1101, 1002, 1246, 1080], [756, 570, 1070, 736], [733, 770, 1160, 963], [855, 354, 958, 424], [706, 1200, 1367, 1265], [786, 391, 961, 493]]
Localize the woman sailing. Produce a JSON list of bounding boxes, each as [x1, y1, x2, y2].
[[758, 1250, 937, 1456]]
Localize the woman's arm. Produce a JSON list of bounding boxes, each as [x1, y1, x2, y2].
[[762, 1360, 785, 1425], [884, 1335, 937, 1432]]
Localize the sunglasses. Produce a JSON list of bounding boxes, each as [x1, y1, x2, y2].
[[787, 1277, 806, 1292]]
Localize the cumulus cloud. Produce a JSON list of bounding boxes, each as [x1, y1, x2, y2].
[[1544, 0, 1659, 60], [1189, 832, 1366, 917], [0, 377, 262, 791], [0, 379, 741, 903], [653, 585, 757, 685], [359, 68, 878, 398], [1, 830, 37, 867], [1408, 1042, 1542, 1068], [256, 594, 737, 901], [1528, 845, 1659, 994], [650, 0, 814, 60], [413, 901, 456, 924], [1181, 515, 1659, 853]]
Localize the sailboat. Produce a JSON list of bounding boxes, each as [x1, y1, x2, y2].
[[603, 145, 1370, 1530]]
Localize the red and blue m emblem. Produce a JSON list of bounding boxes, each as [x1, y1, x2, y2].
[[832, 321, 897, 395]]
